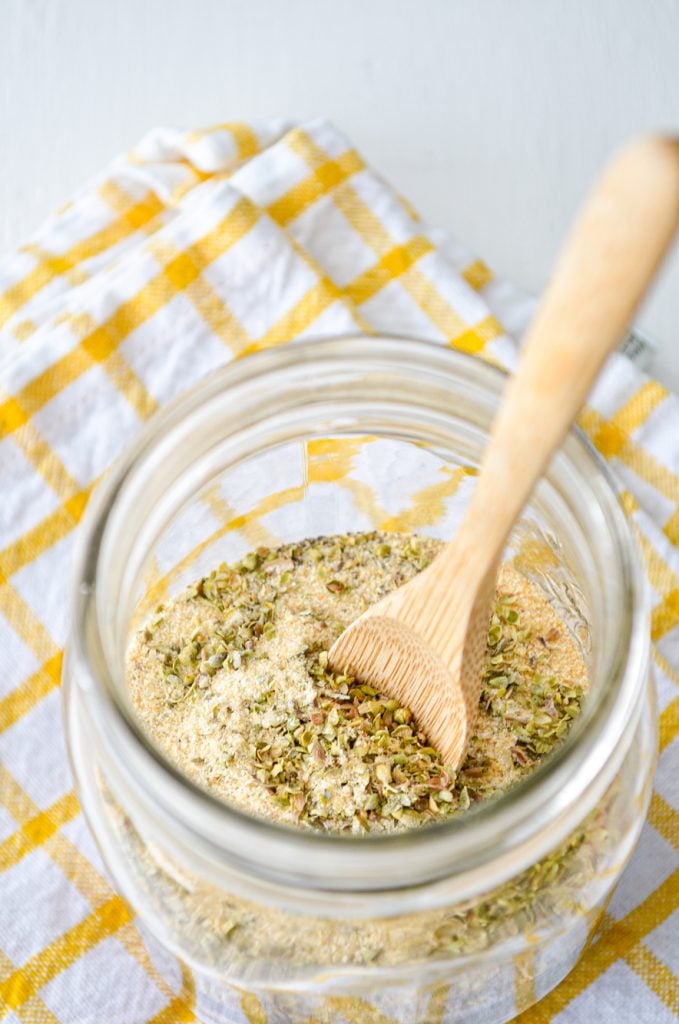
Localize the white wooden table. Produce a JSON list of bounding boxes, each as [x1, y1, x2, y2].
[[2, 0, 678, 385]]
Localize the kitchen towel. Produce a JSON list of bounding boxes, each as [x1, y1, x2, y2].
[[0, 118, 677, 1023]]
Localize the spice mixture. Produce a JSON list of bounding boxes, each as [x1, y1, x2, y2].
[[127, 531, 587, 834]]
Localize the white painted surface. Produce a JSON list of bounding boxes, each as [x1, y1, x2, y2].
[[2, 0, 679, 385]]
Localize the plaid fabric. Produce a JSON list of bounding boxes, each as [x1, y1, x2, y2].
[[0, 118, 676, 1024]]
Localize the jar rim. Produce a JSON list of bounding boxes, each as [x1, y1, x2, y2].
[[71, 335, 649, 901]]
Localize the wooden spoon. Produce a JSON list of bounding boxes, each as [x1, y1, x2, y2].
[[329, 136, 679, 769]]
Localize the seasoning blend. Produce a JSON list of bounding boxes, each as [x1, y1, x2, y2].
[[128, 532, 586, 834]]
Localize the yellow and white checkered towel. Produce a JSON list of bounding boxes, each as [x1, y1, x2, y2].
[[0, 118, 677, 1024]]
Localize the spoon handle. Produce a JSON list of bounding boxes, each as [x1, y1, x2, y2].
[[462, 137, 679, 565]]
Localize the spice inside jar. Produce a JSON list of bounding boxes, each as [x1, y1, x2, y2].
[[127, 531, 587, 834]]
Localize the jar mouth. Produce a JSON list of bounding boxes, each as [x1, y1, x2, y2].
[[71, 335, 648, 899]]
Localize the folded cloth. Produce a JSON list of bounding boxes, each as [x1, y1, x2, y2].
[[0, 118, 677, 1024]]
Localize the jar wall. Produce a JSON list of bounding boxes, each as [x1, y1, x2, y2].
[[65, 339, 651, 1024]]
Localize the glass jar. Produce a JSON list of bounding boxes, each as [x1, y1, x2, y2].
[[64, 336, 654, 1024]]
